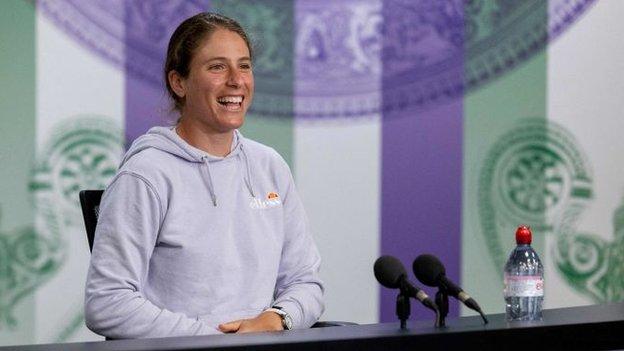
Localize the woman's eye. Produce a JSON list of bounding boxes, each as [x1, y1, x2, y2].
[[209, 64, 225, 71]]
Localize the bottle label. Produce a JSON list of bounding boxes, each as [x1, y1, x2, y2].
[[504, 274, 544, 297]]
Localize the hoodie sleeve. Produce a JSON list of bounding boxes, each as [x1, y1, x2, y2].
[[84, 172, 215, 338], [272, 161, 325, 329]]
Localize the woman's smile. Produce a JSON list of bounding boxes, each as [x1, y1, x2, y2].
[[216, 95, 245, 111]]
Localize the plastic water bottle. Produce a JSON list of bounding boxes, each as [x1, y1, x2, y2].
[[504, 225, 544, 321]]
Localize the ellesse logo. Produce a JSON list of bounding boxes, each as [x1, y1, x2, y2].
[[250, 192, 282, 209], [268, 192, 279, 200]]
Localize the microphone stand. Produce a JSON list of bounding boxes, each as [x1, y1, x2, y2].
[[398, 279, 441, 329], [396, 292, 410, 329], [435, 288, 449, 327]]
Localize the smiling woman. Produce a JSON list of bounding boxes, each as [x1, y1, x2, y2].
[[84, 13, 324, 339], [165, 14, 255, 155], [171, 28, 254, 155]]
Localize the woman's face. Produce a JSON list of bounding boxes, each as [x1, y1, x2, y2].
[[180, 29, 254, 133]]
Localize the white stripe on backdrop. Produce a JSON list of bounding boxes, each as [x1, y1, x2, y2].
[[546, 0, 624, 308], [34, 10, 124, 342], [294, 117, 381, 324]]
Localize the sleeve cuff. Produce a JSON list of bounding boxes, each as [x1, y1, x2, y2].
[[273, 300, 306, 329]]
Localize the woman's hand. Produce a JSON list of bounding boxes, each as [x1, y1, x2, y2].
[[218, 311, 284, 333]]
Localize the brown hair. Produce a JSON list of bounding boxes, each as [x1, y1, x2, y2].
[[164, 12, 253, 112]]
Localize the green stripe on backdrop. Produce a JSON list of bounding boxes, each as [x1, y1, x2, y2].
[[211, 0, 295, 168], [462, 0, 547, 314], [0, 0, 36, 345]]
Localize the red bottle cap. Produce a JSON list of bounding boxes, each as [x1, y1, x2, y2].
[[516, 226, 532, 245]]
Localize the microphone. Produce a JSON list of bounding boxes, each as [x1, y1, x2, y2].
[[413, 254, 488, 324], [374, 255, 438, 312]]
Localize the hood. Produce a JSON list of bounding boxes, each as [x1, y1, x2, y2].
[[120, 126, 243, 166], [120, 126, 255, 206]]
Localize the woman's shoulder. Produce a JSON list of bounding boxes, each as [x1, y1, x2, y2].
[[242, 137, 288, 168], [114, 147, 189, 194], [120, 147, 179, 174]]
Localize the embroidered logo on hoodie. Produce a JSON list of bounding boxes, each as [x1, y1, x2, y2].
[[267, 192, 279, 200], [250, 192, 282, 209]]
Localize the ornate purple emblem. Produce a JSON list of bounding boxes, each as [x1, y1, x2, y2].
[[39, 0, 596, 118], [39, 0, 208, 87]]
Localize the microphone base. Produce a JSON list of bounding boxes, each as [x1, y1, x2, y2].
[[396, 293, 410, 330], [435, 289, 449, 328]]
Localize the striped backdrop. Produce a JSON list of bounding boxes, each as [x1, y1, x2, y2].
[[1, 0, 623, 346]]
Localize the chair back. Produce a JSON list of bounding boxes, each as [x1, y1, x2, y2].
[[79, 190, 104, 252]]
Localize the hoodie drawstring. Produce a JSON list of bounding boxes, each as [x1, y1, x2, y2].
[[240, 145, 256, 199], [201, 157, 218, 206], [124, 127, 256, 208], [201, 145, 255, 207]]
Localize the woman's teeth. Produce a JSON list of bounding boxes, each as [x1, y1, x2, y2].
[[217, 96, 243, 103], [217, 96, 243, 111]]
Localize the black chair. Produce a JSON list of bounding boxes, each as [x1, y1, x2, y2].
[[79, 190, 103, 252], [79, 190, 357, 329]]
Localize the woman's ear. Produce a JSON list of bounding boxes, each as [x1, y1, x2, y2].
[[168, 70, 186, 98]]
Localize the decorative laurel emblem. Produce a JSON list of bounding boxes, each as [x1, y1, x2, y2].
[[0, 225, 59, 328], [0, 116, 122, 335], [479, 119, 592, 268], [555, 201, 624, 302], [38, 0, 595, 119], [480, 119, 592, 245], [479, 119, 624, 303]]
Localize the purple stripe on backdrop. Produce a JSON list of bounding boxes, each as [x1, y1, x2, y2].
[[380, 103, 463, 322], [380, 1, 464, 322], [125, 78, 170, 144], [124, 1, 210, 144]]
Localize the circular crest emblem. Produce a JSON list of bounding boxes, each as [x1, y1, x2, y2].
[[30, 116, 123, 225], [478, 119, 592, 268]]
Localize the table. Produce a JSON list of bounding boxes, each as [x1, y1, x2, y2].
[[4, 302, 623, 351]]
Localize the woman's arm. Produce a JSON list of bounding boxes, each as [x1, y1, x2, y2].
[[271, 163, 325, 329], [84, 172, 214, 338]]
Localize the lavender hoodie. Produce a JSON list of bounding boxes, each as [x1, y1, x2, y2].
[[84, 127, 324, 338]]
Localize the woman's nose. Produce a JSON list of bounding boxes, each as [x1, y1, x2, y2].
[[227, 69, 244, 88]]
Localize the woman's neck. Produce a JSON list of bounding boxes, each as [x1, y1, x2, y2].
[[175, 118, 234, 157]]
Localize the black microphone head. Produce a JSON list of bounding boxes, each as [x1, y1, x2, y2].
[[374, 255, 407, 289], [412, 254, 446, 287]]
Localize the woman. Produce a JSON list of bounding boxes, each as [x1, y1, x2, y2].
[[85, 13, 324, 338]]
